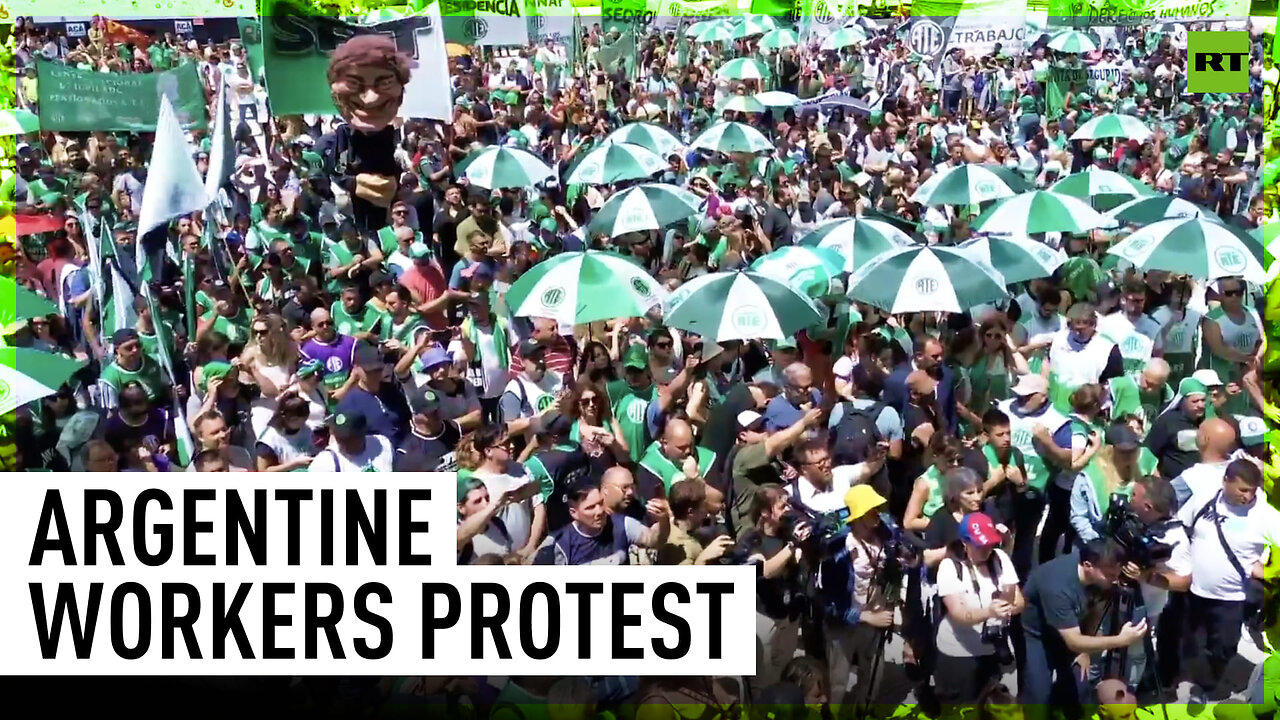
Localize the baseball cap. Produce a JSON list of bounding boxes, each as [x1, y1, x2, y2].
[[1011, 374, 1050, 397], [737, 410, 767, 432], [1237, 416, 1267, 448], [520, 338, 548, 360], [1104, 424, 1141, 452], [416, 346, 452, 372], [328, 408, 368, 439], [536, 412, 574, 437], [296, 358, 324, 379], [408, 242, 432, 260], [408, 387, 441, 416], [622, 344, 649, 371], [844, 485, 887, 523], [959, 512, 1003, 548], [770, 336, 798, 352], [354, 343, 384, 369], [198, 360, 234, 392]]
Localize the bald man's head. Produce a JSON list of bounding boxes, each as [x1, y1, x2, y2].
[[311, 308, 335, 338], [1141, 358, 1170, 389], [1197, 418, 1237, 461], [661, 419, 694, 461], [600, 467, 637, 512]]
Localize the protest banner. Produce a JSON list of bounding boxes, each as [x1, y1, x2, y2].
[[1046, 0, 1250, 28], [442, 0, 531, 46], [261, 0, 452, 121], [36, 59, 208, 132]]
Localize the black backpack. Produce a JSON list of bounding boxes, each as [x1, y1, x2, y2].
[[831, 401, 885, 466]]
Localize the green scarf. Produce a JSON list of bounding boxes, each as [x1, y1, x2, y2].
[[639, 442, 716, 494]]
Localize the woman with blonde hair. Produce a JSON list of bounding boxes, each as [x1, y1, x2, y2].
[[242, 313, 300, 433], [1068, 424, 1149, 544]]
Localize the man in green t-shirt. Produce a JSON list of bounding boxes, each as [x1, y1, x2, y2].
[[99, 328, 168, 406], [331, 283, 388, 343]]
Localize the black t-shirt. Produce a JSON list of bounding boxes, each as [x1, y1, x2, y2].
[[474, 102, 498, 145], [736, 528, 799, 619], [760, 204, 794, 248], [432, 206, 470, 270], [394, 421, 462, 471], [1022, 551, 1087, 661], [1144, 408, 1200, 479]]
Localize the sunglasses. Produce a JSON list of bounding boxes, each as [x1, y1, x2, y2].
[[1222, 288, 1244, 297], [579, 396, 599, 405]]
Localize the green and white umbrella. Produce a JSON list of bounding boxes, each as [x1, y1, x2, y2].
[[1047, 30, 1098, 54], [956, 236, 1066, 284], [1050, 167, 1156, 210], [715, 57, 772, 82], [565, 142, 666, 185], [605, 123, 683, 157], [1108, 195, 1222, 225], [718, 94, 767, 115], [846, 246, 1009, 314], [689, 121, 774, 154], [0, 108, 39, 136], [1070, 114, 1153, 142], [731, 15, 777, 39], [820, 26, 869, 51], [504, 251, 668, 325], [0, 277, 58, 333], [758, 28, 800, 50], [972, 190, 1116, 236], [692, 22, 735, 44], [909, 164, 1028, 206], [457, 146, 554, 189], [1252, 223, 1279, 280], [588, 183, 704, 237], [686, 18, 732, 38], [755, 91, 800, 107], [665, 270, 825, 342], [751, 246, 845, 300], [799, 218, 915, 272], [1106, 217, 1267, 283], [0, 348, 86, 416]]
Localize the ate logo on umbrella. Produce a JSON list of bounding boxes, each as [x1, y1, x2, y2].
[[1123, 237, 1150, 257], [541, 287, 567, 309], [976, 181, 997, 196], [731, 306, 767, 333], [1214, 247, 1247, 274], [914, 277, 940, 296], [630, 277, 654, 299]]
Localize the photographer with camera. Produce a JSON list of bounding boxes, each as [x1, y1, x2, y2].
[[818, 485, 899, 707], [1020, 539, 1149, 720], [1177, 458, 1279, 703], [1069, 425, 1147, 546], [737, 483, 812, 689], [934, 512, 1025, 715]]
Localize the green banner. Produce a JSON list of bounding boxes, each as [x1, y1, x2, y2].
[[597, 25, 638, 78], [36, 59, 208, 132], [237, 18, 266, 84]]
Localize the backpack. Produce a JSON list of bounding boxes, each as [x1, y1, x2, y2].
[[831, 401, 885, 466]]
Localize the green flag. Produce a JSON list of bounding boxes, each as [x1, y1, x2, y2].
[[597, 25, 637, 82], [237, 18, 266, 83], [1046, 65, 1083, 121]]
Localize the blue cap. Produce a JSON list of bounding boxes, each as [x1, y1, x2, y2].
[[416, 346, 452, 373]]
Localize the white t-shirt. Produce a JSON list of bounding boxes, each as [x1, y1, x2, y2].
[[308, 435, 395, 472], [476, 471, 542, 551], [935, 549, 1019, 657], [1178, 489, 1280, 601], [797, 465, 864, 514], [1140, 523, 1192, 620]]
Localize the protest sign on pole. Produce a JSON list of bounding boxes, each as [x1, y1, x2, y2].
[[36, 59, 208, 132]]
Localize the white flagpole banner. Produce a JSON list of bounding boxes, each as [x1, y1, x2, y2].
[[136, 95, 207, 241], [404, 4, 455, 121]]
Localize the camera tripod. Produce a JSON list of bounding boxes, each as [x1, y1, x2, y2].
[[1095, 581, 1170, 720]]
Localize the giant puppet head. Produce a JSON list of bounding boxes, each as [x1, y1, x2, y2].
[[327, 34, 411, 134]]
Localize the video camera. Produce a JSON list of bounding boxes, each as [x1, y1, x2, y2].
[[1100, 494, 1174, 570]]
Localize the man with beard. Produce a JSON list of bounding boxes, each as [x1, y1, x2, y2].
[[1099, 277, 1165, 376], [1046, 303, 1125, 414], [432, 184, 470, 273], [883, 336, 959, 434], [453, 190, 512, 259], [322, 35, 409, 232]]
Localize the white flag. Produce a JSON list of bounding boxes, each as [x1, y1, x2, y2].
[[204, 77, 235, 205], [136, 94, 208, 241]]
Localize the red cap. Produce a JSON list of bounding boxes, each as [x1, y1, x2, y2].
[[959, 513, 1002, 548]]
